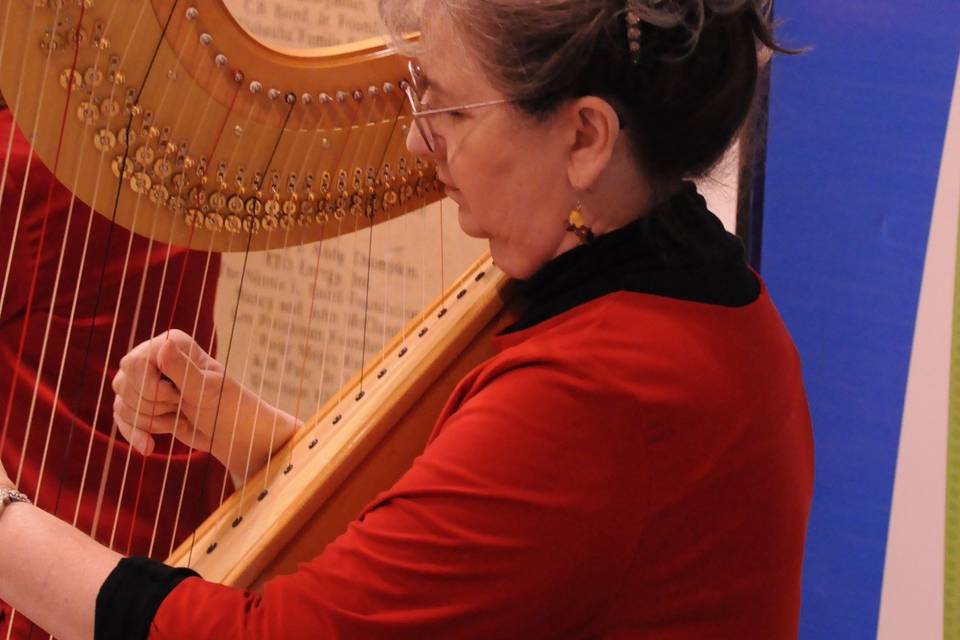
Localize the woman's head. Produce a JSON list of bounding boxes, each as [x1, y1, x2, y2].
[[382, 0, 785, 278]]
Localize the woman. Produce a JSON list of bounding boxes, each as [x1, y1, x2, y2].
[[0, 0, 813, 638]]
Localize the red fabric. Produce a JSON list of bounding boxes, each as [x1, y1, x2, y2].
[[151, 284, 814, 639], [0, 110, 226, 638]]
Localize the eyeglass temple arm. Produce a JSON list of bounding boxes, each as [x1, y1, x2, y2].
[[411, 98, 514, 118]]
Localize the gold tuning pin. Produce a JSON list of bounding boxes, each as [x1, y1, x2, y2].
[[59, 69, 83, 91]]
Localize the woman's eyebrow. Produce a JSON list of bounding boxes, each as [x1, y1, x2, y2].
[[419, 67, 453, 101], [428, 82, 452, 100]]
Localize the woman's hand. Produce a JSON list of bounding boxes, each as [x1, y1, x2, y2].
[[111, 329, 301, 484]]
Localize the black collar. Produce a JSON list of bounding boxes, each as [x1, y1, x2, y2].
[[508, 182, 760, 333]]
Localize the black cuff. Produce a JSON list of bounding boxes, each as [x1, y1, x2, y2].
[[95, 557, 200, 640]]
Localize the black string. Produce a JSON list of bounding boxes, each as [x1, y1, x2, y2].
[[49, 0, 182, 525], [185, 96, 297, 567], [357, 92, 405, 393]]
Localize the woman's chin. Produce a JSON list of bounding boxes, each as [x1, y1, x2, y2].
[[457, 207, 486, 239], [486, 243, 521, 279]]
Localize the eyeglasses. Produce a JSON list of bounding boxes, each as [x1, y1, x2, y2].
[[403, 61, 514, 153]]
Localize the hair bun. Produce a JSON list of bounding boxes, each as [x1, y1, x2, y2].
[[625, 0, 774, 60]]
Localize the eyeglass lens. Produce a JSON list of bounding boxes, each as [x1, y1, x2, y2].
[[406, 61, 436, 152]]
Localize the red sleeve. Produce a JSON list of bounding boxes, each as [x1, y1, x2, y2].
[[149, 361, 649, 639]]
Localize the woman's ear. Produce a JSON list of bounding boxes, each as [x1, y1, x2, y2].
[[563, 96, 621, 191]]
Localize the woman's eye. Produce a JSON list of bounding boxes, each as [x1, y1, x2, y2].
[[445, 111, 465, 120]]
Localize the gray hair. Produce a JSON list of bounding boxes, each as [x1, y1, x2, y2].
[[380, 0, 789, 183]]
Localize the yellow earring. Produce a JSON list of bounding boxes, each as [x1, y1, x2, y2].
[[567, 202, 595, 243]]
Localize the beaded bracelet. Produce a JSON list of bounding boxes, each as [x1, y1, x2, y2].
[[0, 486, 31, 521]]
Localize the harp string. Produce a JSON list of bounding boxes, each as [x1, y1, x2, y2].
[[59, 0, 213, 553], [138, 231, 209, 557], [180, 222, 253, 567], [132, 55, 321, 550], [0, 3, 89, 636], [279, 224, 350, 476], [249, 83, 407, 503], [146, 62, 249, 558], [122, 235, 194, 556], [89, 2, 259, 557], [338, 92, 393, 402], [0, 0, 46, 324], [0, 0, 29, 321], [120, 18, 247, 559], [123, 43, 282, 563], [326, 167, 370, 451], [40, 0, 173, 536], [19, 2, 107, 501], [250, 107, 331, 498], [281, 97, 378, 476], [0, 0, 81, 458], [395, 169, 414, 367], [180, 92, 300, 566], [286, 101, 362, 439], [284, 233, 332, 469], [329, 88, 393, 419], [225, 88, 389, 524], [65, 2, 177, 542], [376, 207, 396, 377], [223, 101, 317, 500], [229, 102, 325, 500], [157, 236, 219, 558], [21, 0, 159, 546], [439, 200, 446, 305], [372, 211, 394, 380], [296, 211, 419, 477], [288, 98, 361, 464], [3, 32, 169, 636], [356, 93, 406, 396], [163, 77, 276, 555], [197, 92, 309, 507]]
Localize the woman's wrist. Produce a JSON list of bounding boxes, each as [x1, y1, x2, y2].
[[249, 406, 301, 469], [222, 400, 301, 483]]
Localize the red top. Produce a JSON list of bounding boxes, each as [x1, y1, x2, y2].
[[148, 282, 813, 638], [0, 110, 225, 638]]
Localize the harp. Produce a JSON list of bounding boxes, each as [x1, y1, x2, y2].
[[0, 0, 513, 630]]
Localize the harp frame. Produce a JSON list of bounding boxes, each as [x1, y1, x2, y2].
[[0, 0, 511, 602]]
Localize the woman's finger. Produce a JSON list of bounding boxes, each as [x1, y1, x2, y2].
[[114, 400, 214, 455], [113, 396, 177, 433], [114, 371, 182, 413], [114, 411, 156, 457], [114, 391, 181, 418], [113, 396, 180, 436]]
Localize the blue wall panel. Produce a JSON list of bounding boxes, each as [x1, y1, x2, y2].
[[763, 2, 960, 636]]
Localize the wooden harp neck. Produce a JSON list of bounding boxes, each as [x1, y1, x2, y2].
[[0, 0, 437, 252]]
